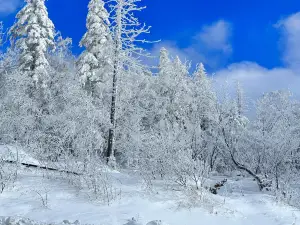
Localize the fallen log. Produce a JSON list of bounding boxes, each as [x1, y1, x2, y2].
[[209, 179, 227, 194], [3, 160, 82, 176]]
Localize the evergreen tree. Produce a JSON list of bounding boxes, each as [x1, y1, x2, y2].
[[77, 0, 113, 96], [158, 47, 171, 74], [192, 63, 217, 123], [173, 56, 189, 80], [9, 0, 55, 89], [194, 62, 207, 81]]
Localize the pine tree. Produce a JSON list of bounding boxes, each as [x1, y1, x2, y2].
[[194, 62, 207, 81], [158, 47, 171, 74], [77, 0, 113, 96], [173, 56, 189, 80], [9, 0, 55, 89]]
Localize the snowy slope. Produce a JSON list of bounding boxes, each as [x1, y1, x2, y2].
[[0, 145, 40, 165], [0, 166, 300, 225]]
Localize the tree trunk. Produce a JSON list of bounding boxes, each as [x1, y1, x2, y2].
[[221, 127, 267, 191], [275, 164, 279, 190], [210, 146, 218, 171], [230, 152, 265, 191], [106, 59, 118, 162], [106, 1, 122, 164], [4, 160, 81, 175]]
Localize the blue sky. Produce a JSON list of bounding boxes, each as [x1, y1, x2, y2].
[[0, 0, 300, 102]]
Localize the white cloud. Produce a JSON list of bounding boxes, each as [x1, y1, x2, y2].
[[214, 62, 300, 105], [277, 12, 300, 70], [149, 20, 232, 69], [213, 13, 300, 111], [196, 20, 232, 54], [0, 0, 22, 15]]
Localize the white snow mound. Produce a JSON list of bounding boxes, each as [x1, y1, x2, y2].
[[123, 218, 142, 225], [146, 221, 169, 225]]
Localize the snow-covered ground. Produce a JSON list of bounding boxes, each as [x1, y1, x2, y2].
[[0, 145, 40, 165], [0, 149, 300, 225]]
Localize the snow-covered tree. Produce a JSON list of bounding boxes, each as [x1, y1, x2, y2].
[[106, 0, 152, 163], [114, 67, 151, 166], [51, 31, 73, 72], [236, 81, 244, 116], [138, 54, 218, 189], [153, 52, 190, 132], [9, 0, 55, 89], [189, 63, 219, 170], [158, 47, 171, 74], [194, 62, 207, 81], [77, 0, 113, 96], [0, 21, 5, 99], [214, 85, 268, 187], [252, 91, 299, 190], [173, 56, 189, 80]]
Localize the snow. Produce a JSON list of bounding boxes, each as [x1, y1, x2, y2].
[[146, 221, 168, 225], [0, 217, 82, 225], [0, 145, 40, 165], [0, 165, 300, 225]]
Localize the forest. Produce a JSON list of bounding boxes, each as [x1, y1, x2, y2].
[[0, 0, 300, 224]]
